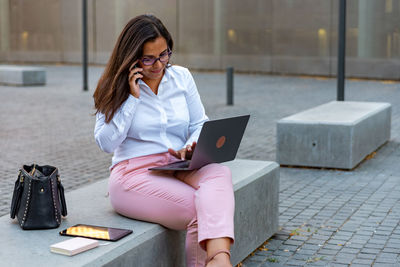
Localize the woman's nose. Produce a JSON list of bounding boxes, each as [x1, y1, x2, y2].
[[154, 59, 163, 68]]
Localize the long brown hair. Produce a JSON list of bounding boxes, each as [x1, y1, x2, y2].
[[93, 14, 173, 123]]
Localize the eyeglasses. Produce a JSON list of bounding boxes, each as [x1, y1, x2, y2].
[[140, 50, 172, 66]]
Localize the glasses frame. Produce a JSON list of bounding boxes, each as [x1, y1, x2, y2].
[[140, 50, 172, 66]]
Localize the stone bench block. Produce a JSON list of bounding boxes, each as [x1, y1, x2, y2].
[[277, 101, 391, 169], [1, 159, 279, 267], [0, 65, 46, 85]]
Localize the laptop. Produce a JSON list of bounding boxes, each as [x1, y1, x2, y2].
[[149, 115, 250, 171]]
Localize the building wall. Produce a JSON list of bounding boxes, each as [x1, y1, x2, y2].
[[0, 0, 399, 79]]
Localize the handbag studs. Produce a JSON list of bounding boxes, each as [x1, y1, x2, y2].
[[21, 179, 32, 227]]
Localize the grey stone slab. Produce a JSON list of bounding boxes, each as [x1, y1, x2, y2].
[[351, 264, 372, 267], [333, 257, 354, 265], [1, 159, 279, 267], [279, 244, 298, 252], [272, 249, 293, 256], [265, 239, 285, 250], [277, 101, 391, 169], [375, 253, 399, 263], [285, 259, 308, 266], [295, 249, 317, 256], [361, 247, 380, 254], [357, 253, 376, 260], [382, 248, 399, 253], [384, 241, 400, 249], [284, 239, 305, 246], [255, 250, 273, 257], [245, 255, 267, 263], [317, 249, 339, 255], [260, 261, 285, 267], [0, 65, 46, 85], [242, 259, 262, 267], [306, 239, 325, 245], [364, 243, 385, 249], [323, 244, 343, 250]]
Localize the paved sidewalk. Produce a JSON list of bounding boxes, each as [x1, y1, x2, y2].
[[1, 65, 399, 266]]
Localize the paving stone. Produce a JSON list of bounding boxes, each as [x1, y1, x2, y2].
[[338, 247, 360, 254], [384, 241, 400, 249], [352, 258, 375, 265], [317, 249, 339, 256], [259, 261, 285, 267], [272, 249, 293, 256], [283, 239, 305, 247], [356, 253, 376, 260], [375, 253, 399, 263], [348, 236, 370, 244], [332, 257, 353, 265], [285, 259, 308, 266], [262, 256, 288, 265], [294, 249, 317, 256], [361, 248, 380, 254], [278, 245, 298, 252], [344, 242, 363, 249], [289, 235, 309, 241], [305, 239, 325, 245], [382, 247, 398, 253], [242, 258, 262, 267], [364, 242, 385, 249], [387, 238, 400, 244], [244, 255, 267, 263], [254, 250, 273, 257], [324, 244, 346, 252]]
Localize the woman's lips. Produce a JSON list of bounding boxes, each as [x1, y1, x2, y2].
[[151, 69, 162, 74]]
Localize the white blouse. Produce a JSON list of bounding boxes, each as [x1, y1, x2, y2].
[[94, 65, 209, 168]]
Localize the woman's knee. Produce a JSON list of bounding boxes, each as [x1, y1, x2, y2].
[[201, 164, 232, 184]]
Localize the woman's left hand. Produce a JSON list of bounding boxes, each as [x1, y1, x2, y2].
[[168, 142, 197, 160]]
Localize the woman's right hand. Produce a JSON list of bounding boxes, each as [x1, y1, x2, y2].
[[128, 61, 143, 98]]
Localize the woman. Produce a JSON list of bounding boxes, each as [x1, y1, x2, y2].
[[93, 14, 234, 267]]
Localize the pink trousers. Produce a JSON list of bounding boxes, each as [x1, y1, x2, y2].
[[108, 152, 235, 267]]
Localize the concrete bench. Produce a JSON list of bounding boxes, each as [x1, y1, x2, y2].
[[0, 65, 46, 85], [277, 101, 391, 169], [1, 159, 279, 266]]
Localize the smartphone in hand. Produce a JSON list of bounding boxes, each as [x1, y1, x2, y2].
[[129, 64, 141, 84]]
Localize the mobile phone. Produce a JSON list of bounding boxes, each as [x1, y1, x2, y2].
[[130, 63, 140, 84], [59, 224, 133, 242]]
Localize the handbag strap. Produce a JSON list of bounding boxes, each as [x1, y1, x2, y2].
[[19, 172, 33, 228], [57, 175, 68, 217], [10, 171, 24, 219]]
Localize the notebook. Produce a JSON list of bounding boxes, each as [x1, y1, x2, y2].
[[50, 237, 99, 256], [149, 115, 250, 171]]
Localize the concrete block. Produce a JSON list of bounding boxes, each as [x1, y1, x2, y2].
[[1, 159, 279, 267], [0, 65, 46, 85], [277, 101, 391, 169]]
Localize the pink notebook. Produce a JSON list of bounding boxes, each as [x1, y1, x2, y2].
[[50, 237, 99, 256]]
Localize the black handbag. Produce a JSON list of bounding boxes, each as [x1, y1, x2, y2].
[[10, 164, 67, 230]]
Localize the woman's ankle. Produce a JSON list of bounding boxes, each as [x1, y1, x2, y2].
[[206, 252, 232, 267]]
